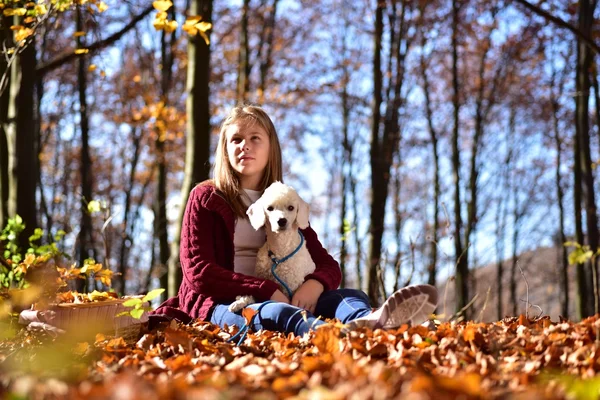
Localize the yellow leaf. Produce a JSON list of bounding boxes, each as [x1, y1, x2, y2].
[[153, 19, 166, 32], [165, 20, 178, 33], [133, 75, 141, 83], [14, 27, 33, 43], [73, 31, 85, 37], [100, 70, 106, 78], [34, 4, 47, 14], [24, 253, 36, 266], [13, 8, 27, 16], [88, 64, 96, 72], [153, 0, 172, 12], [75, 48, 89, 54], [96, 1, 107, 12], [199, 30, 210, 45]]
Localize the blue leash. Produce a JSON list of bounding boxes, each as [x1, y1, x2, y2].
[[268, 230, 304, 299], [227, 230, 305, 346]]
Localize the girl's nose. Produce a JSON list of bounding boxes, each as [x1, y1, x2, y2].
[[240, 140, 250, 151]]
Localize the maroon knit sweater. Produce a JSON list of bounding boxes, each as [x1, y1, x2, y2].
[[152, 183, 342, 323]]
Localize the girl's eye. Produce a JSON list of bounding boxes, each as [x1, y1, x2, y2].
[[288, 206, 294, 211], [232, 138, 241, 143], [267, 206, 274, 211], [252, 136, 260, 141]]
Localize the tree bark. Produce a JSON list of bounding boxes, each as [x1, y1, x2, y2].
[[117, 127, 142, 294], [237, 0, 251, 104], [0, 19, 10, 230], [367, 0, 410, 305], [551, 52, 570, 318], [574, 0, 596, 318], [366, 0, 384, 304], [168, 0, 213, 298], [576, 0, 600, 315], [5, 15, 37, 252], [76, 6, 93, 291], [339, 70, 350, 289], [419, 25, 439, 288], [153, 6, 176, 300], [258, 0, 278, 104], [451, 0, 468, 313]]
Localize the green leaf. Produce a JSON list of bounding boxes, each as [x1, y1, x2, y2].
[[142, 288, 165, 302], [122, 298, 142, 307], [568, 246, 593, 265], [14, 215, 22, 225], [130, 308, 145, 319], [87, 200, 101, 214], [54, 230, 66, 241]]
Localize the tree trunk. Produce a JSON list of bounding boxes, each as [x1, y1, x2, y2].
[[351, 167, 362, 291], [577, 0, 599, 316], [76, 6, 93, 290], [574, 102, 588, 319], [419, 29, 439, 288], [0, 20, 9, 230], [6, 16, 37, 252], [366, 0, 384, 304], [451, 0, 468, 313], [237, 0, 250, 104], [118, 128, 142, 293], [154, 9, 176, 300], [339, 71, 350, 288], [367, 0, 410, 305], [574, 0, 595, 319], [551, 63, 569, 318], [258, 0, 278, 104], [392, 155, 402, 293], [494, 111, 512, 320], [168, 0, 212, 298]]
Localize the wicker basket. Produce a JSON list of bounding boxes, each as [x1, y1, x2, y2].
[[48, 298, 148, 341]]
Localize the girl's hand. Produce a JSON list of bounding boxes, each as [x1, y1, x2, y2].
[[291, 279, 324, 314], [270, 289, 290, 304]]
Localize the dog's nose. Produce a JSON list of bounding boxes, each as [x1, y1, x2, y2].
[[277, 218, 287, 227]]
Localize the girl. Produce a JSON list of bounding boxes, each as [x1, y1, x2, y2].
[[152, 104, 437, 335]]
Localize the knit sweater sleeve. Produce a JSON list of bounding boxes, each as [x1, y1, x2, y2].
[[180, 189, 280, 302], [301, 225, 342, 291]]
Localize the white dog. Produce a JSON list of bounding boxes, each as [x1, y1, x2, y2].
[[228, 182, 316, 312]]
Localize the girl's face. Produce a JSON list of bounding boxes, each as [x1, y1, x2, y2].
[[226, 122, 271, 190]]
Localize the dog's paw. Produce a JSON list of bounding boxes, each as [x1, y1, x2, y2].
[[228, 295, 255, 313]]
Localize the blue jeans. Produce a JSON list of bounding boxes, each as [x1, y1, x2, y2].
[[209, 288, 372, 336]]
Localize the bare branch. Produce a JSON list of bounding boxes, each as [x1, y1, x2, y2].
[[511, 0, 600, 55], [36, 5, 154, 77]]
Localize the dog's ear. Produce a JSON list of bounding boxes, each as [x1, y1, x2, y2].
[[296, 198, 310, 229], [247, 201, 266, 230]]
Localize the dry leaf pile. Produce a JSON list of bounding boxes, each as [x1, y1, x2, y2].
[[2, 314, 600, 399]]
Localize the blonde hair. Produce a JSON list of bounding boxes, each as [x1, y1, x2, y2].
[[211, 104, 283, 218]]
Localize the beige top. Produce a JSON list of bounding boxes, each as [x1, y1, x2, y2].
[[233, 189, 265, 276]]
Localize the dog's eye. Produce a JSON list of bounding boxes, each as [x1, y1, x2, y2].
[[267, 206, 274, 211], [288, 206, 294, 211]]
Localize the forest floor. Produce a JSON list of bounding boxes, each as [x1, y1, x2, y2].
[[1, 314, 599, 399]]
